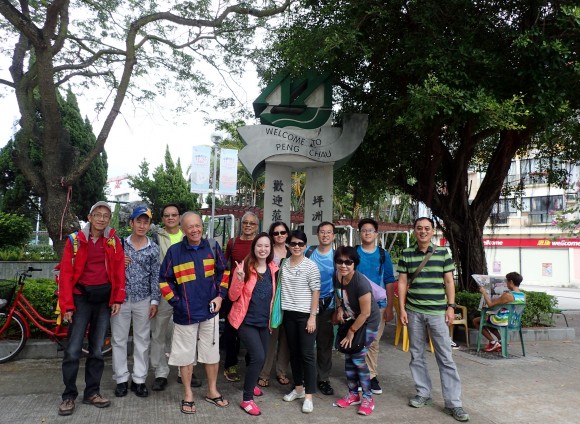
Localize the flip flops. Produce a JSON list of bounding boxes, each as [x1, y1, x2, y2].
[[277, 375, 290, 385], [257, 377, 269, 387], [181, 400, 196, 414], [205, 395, 229, 408]]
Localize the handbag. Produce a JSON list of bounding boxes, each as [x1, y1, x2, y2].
[[270, 259, 285, 329], [334, 276, 367, 354], [77, 283, 112, 304]]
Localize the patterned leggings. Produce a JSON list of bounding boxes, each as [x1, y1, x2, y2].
[[344, 326, 378, 400]]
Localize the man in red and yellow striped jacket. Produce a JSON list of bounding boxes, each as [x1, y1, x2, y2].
[[159, 211, 230, 413]]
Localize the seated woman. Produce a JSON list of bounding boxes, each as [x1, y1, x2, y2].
[[332, 246, 380, 416], [473, 271, 525, 352]]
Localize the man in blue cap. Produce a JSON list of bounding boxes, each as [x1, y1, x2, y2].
[[111, 205, 160, 398]]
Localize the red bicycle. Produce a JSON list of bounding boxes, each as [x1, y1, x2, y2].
[[0, 267, 112, 363]]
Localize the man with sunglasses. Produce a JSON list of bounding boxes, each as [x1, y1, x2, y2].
[[305, 221, 336, 396], [222, 212, 260, 382], [356, 218, 396, 395]]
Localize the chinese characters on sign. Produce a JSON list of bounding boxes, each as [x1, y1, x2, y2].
[[311, 195, 324, 222], [272, 179, 285, 222]]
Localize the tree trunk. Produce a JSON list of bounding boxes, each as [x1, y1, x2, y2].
[[42, 184, 80, 258]]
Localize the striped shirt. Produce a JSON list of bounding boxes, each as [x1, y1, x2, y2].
[[397, 244, 454, 315], [281, 257, 321, 314]]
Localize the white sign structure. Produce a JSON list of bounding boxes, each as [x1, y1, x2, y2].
[[191, 145, 211, 193], [219, 148, 239, 196]]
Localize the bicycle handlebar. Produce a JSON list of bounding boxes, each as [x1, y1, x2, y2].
[[27, 267, 42, 272]]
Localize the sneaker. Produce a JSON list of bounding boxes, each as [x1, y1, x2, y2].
[[483, 341, 501, 352], [302, 399, 313, 413], [333, 392, 361, 408], [283, 389, 305, 402], [318, 380, 334, 395], [444, 406, 470, 422], [82, 393, 111, 408], [370, 377, 383, 394], [240, 400, 261, 416], [224, 365, 240, 382], [408, 395, 433, 408], [451, 339, 459, 350], [253, 386, 263, 397], [58, 399, 75, 416], [357, 397, 375, 416]]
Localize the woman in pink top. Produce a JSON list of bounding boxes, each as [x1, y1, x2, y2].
[[228, 233, 278, 416]]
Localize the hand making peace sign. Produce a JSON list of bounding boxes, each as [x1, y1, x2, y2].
[[235, 260, 245, 280]]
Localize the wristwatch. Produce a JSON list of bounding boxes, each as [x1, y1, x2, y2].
[[447, 303, 456, 309]]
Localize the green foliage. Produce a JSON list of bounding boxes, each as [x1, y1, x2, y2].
[[455, 291, 482, 322], [521, 290, 559, 327], [0, 245, 58, 261], [0, 90, 107, 219], [129, 147, 200, 222], [22, 278, 59, 338], [0, 213, 33, 248]]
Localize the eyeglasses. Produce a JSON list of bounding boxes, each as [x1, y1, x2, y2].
[[361, 229, 376, 234], [163, 213, 179, 218], [335, 259, 355, 266], [242, 221, 258, 226], [288, 241, 306, 247], [319, 231, 334, 235], [91, 213, 110, 220], [272, 231, 287, 236]]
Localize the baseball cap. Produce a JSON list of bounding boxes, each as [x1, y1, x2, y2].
[[89, 201, 112, 214], [130, 206, 153, 220]]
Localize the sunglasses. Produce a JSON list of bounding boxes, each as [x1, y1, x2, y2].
[[272, 231, 287, 236], [242, 221, 258, 226], [288, 241, 306, 247], [335, 259, 355, 266]]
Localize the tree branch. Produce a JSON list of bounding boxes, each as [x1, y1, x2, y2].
[[51, 1, 69, 55], [55, 70, 114, 87], [0, 0, 43, 46]]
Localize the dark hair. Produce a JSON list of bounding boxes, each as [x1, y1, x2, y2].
[[244, 232, 274, 281], [162, 203, 181, 216], [506, 272, 523, 287], [268, 221, 290, 237], [358, 218, 378, 231], [413, 216, 435, 228], [317, 221, 335, 233], [289, 229, 308, 244], [334, 245, 360, 268]]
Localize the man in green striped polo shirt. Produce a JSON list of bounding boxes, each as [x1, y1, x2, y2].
[[397, 217, 469, 422]]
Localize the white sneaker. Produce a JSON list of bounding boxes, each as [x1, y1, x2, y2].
[[283, 389, 305, 402], [302, 399, 313, 413]]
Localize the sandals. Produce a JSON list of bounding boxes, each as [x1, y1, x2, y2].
[[257, 377, 270, 387], [181, 400, 196, 414], [205, 395, 229, 408], [277, 375, 290, 385]]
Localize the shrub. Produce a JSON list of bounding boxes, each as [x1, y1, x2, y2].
[[0, 213, 33, 248], [521, 290, 558, 327], [19, 278, 59, 338], [0, 245, 58, 261]]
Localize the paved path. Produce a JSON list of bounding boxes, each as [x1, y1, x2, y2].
[[1, 317, 580, 424]]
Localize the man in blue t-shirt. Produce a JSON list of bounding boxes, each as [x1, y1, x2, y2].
[[356, 218, 395, 395], [305, 221, 336, 396]]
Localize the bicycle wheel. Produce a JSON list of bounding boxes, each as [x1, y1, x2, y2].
[[81, 326, 112, 356], [0, 312, 27, 363]]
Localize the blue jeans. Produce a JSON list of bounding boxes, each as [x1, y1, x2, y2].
[[407, 310, 462, 408], [61, 294, 110, 400]]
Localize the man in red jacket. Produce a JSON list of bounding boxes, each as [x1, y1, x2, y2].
[[57, 201, 126, 416]]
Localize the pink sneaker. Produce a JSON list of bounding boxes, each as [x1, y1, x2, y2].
[[357, 397, 374, 415], [253, 386, 263, 397], [240, 400, 261, 416], [333, 392, 361, 408]]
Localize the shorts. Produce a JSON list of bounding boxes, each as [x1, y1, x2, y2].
[[168, 316, 220, 366]]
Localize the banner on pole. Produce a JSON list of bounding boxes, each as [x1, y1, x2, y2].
[[219, 148, 238, 196], [191, 145, 211, 193]]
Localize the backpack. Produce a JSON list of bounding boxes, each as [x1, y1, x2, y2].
[[305, 245, 317, 258], [356, 244, 386, 275], [53, 232, 81, 325]]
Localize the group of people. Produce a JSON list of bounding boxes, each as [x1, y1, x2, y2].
[[55, 200, 476, 421]]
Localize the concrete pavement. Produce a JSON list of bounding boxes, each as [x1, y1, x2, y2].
[[0, 314, 579, 424]]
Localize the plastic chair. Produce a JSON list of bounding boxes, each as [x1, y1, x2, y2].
[[476, 303, 526, 358], [393, 297, 434, 353], [449, 304, 469, 348]]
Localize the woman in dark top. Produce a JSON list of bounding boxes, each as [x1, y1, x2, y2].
[[332, 246, 380, 416], [228, 233, 278, 416]]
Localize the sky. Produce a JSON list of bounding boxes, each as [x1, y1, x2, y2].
[[0, 67, 260, 181]]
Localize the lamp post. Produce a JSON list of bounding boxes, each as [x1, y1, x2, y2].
[[209, 132, 222, 238]]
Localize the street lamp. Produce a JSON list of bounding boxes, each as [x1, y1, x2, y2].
[[209, 132, 222, 238]]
